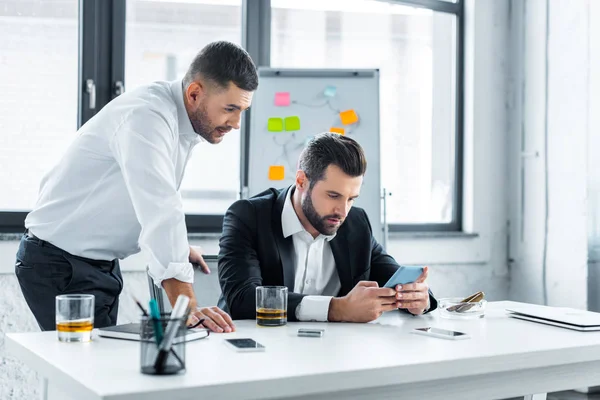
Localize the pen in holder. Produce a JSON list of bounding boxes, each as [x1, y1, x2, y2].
[[140, 315, 186, 375]]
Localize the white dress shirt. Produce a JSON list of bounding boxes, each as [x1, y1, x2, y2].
[[281, 187, 341, 321], [26, 80, 202, 286]]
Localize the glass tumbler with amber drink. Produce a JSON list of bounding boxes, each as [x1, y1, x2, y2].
[[56, 294, 95, 342], [256, 286, 288, 327]]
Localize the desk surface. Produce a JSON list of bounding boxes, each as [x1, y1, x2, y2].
[[8, 301, 600, 400]]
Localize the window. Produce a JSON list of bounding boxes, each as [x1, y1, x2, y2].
[[125, 0, 243, 215], [0, 0, 79, 212], [270, 0, 462, 229], [1, 0, 462, 234]]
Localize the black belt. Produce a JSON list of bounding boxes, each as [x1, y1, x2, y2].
[[25, 230, 117, 270], [26, 230, 59, 250]]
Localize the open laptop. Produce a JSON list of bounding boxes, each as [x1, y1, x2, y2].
[[507, 304, 600, 332]]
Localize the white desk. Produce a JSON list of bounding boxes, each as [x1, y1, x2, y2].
[[7, 301, 600, 400]]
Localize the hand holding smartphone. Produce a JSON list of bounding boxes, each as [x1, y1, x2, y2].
[[383, 266, 424, 288]]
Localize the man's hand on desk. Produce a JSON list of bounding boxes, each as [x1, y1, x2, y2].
[[189, 306, 235, 333], [328, 281, 400, 323], [397, 266, 430, 316], [161, 278, 236, 333], [189, 246, 211, 274]]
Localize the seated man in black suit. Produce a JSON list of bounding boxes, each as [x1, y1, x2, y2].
[[218, 132, 437, 322]]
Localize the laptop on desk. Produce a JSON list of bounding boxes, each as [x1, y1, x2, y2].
[[507, 304, 600, 332]]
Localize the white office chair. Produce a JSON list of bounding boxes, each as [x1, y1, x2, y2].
[[147, 255, 222, 313]]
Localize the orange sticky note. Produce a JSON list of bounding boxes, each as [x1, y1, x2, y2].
[[330, 127, 345, 135], [268, 165, 285, 181], [340, 109, 359, 125]]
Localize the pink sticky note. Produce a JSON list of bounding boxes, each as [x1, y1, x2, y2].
[[275, 92, 291, 106]]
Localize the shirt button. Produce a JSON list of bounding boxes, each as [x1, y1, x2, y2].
[[305, 279, 311, 285]]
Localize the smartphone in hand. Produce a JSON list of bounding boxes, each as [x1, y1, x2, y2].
[[383, 266, 424, 288]]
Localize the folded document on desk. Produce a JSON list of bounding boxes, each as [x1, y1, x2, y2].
[[507, 304, 600, 332]]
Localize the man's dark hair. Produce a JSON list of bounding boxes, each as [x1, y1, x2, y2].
[[298, 132, 367, 188], [183, 41, 258, 91]]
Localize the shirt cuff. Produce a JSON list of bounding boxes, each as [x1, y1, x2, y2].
[[148, 261, 194, 287], [295, 296, 333, 322]]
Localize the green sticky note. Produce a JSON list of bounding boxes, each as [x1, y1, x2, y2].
[[267, 118, 284, 132], [284, 116, 301, 131]]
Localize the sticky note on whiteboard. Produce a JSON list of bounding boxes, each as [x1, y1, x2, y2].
[[340, 109, 359, 125], [267, 118, 284, 132], [330, 127, 345, 135], [274, 92, 291, 106], [284, 116, 301, 131], [324, 86, 336, 97], [268, 165, 285, 180]]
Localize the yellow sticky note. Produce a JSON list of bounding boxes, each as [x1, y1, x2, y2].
[[340, 109, 359, 125], [268, 165, 285, 181], [268, 118, 284, 132], [330, 127, 345, 135], [284, 116, 301, 131]]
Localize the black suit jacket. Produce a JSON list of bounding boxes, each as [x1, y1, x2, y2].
[[218, 187, 437, 321]]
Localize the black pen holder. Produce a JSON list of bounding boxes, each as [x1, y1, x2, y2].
[[140, 315, 186, 375]]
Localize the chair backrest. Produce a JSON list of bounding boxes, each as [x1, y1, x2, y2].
[[147, 267, 168, 313], [147, 255, 222, 312], [192, 255, 222, 307]]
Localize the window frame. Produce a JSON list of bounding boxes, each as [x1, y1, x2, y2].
[[0, 0, 463, 234], [382, 0, 464, 232]]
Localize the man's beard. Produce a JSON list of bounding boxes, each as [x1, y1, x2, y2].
[[189, 103, 229, 144], [189, 103, 213, 141], [301, 188, 344, 236]]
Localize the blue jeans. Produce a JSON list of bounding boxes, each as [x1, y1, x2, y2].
[[15, 233, 123, 330]]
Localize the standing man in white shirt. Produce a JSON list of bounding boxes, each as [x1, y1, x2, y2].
[[218, 133, 437, 323], [16, 41, 257, 333]]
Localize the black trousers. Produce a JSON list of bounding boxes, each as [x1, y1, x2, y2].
[[15, 233, 123, 331]]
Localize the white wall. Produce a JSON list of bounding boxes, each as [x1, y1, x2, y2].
[[508, 0, 589, 309], [0, 0, 514, 398]]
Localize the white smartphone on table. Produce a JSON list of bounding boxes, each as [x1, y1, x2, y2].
[[411, 327, 470, 340], [224, 338, 266, 352]]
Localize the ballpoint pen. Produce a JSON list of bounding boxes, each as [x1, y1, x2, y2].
[[148, 299, 164, 345], [133, 296, 149, 316]]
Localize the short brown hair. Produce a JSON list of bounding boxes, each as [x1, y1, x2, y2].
[[183, 41, 258, 91], [298, 133, 367, 188]]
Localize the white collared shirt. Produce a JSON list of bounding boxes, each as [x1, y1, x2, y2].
[[281, 187, 341, 321], [26, 80, 202, 286]]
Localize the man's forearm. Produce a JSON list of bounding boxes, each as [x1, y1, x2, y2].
[[161, 278, 198, 310]]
